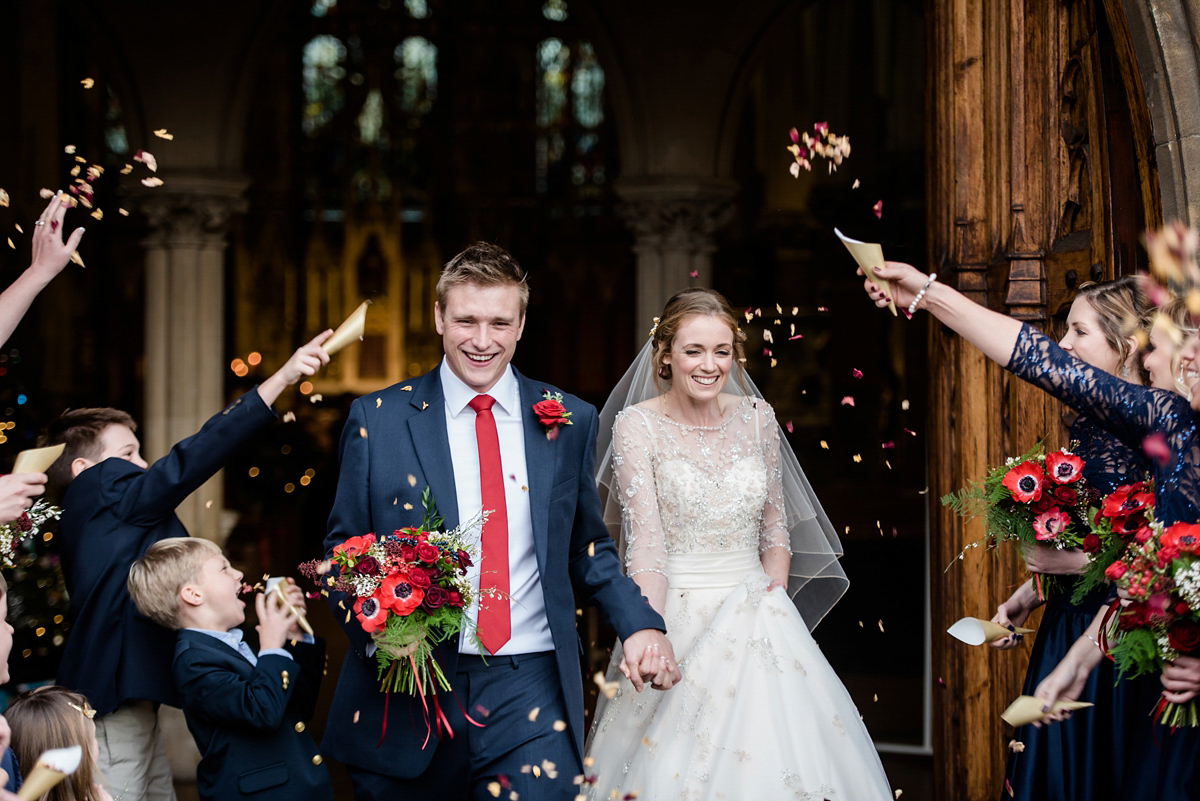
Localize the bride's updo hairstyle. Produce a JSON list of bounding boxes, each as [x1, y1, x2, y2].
[[651, 288, 747, 390]]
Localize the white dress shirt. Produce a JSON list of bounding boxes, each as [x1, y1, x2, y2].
[[440, 360, 554, 655]]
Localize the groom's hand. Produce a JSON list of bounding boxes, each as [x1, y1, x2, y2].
[[620, 630, 681, 692]]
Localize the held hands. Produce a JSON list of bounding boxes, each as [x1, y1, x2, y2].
[[28, 192, 85, 283], [1161, 656, 1200, 704], [255, 589, 299, 652], [859, 261, 929, 311], [620, 629, 681, 692], [258, 330, 333, 408], [0, 473, 47, 525]]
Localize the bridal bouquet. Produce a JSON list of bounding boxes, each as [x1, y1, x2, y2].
[[0, 500, 61, 569], [943, 444, 1097, 600], [301, 490, 480, 733], [1105, 517, 1200, 727]]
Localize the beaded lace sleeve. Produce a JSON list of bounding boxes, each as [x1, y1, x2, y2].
[[756, 401, 792, 555], [611, 409, 669, 580]]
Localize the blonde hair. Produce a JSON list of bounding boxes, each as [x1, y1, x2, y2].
[[7, 686, 103, 801], [127, 537, 222, 629], [436, 242, 529, 316], [651, 288, 747, 390], [1076, 276, 1151, 384], [1154, 296, 1199, 397]]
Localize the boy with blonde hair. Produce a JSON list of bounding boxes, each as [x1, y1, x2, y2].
[[128, 537, 332, 801]]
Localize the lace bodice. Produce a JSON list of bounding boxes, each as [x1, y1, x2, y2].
[[1009, 324, 1200, 525], [610, 397, 790, 578]]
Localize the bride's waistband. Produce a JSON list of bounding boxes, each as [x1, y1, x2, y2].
[[665, 549, 760, 589]]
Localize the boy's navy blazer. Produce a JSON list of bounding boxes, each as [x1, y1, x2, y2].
[[55, 390, 277, 717], [174, 631, 333, 801], [321, 366, 666, 779]]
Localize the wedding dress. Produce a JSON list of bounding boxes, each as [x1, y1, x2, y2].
[[585, 397, 893, 800]]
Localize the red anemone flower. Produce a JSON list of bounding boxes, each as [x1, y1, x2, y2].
[[1033, 508, 1072, 541], [336, 533, 376, 560], [1045, 451, 1085, 484], [1002, 461, 1046, 503], [1101, 484, 1154, 519], [1162, 523, 1200, 555], [354, 594, 389, 633], [379, 573, 425, 616]]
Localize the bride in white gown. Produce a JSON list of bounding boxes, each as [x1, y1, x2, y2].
[[585, 288, 893, 800]]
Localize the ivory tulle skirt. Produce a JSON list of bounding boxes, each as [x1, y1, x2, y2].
[[585, 549, 893, 800]]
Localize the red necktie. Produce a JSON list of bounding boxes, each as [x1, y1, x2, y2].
[[468, 394, 511, 654]]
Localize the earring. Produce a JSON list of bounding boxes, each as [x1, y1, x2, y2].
[[658, 364, 672, 380], [1121, 363, 1130, 378]]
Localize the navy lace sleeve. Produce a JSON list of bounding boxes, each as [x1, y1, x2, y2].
[[1008, 324, 1200, 524], [1070, 414, 1150, 494]]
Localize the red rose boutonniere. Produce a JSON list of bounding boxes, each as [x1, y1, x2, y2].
[[533, 390, 573, 440]]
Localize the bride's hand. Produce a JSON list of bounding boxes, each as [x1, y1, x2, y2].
[[620, 630, 681, 692]]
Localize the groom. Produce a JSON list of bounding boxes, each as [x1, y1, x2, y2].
[[322, 242, 680, 799]]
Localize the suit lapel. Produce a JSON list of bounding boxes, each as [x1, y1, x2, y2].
[[407, 371, 460, 531], [517, 370, 556, 572]]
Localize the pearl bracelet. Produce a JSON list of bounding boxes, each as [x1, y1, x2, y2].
[[907, 273, 937, 315]]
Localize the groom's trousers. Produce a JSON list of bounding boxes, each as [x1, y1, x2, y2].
[[346, 651, 579, 801]]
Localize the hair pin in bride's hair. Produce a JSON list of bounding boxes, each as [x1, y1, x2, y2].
[[648, 316, 660, 338]]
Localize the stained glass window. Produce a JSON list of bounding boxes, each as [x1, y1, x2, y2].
[[302, 35, 347, 136], [395, 37, 438, 116], [536, 26, 608, 195], [543, 0, 568, 21], [311, 0, 336, 17], [405, 0, 429, 19], [357, 88, 385, 145], [103, 85, 129, 155]]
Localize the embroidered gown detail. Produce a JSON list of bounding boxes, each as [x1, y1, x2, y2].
[[584, 397, 892, 801]]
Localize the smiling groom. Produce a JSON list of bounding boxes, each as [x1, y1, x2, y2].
[[322, 243, 679, 800]]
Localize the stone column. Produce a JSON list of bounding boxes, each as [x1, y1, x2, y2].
[[616, 179, 737, 335], [139, 176, 247, 545]]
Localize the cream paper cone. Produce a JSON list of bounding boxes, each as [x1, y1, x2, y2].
[[17, 744, 82, 800], [324, 301, 370, 355], [1001, 695, 1093, 727], [835, 228, 898, 316], [947, 616, 1034, 646], [265, 577, 314, 637], [12, 443, 65, 476]]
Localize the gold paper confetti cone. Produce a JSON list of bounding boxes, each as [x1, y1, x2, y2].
[[265, 577, 315, 637], [946, 617, 1034, 646], [1000, 695, 1092, 727], [12, 443, 65, 476], [17, 745, 82, 800], [325, 300, 370, 355], [835, 228, 897, 316]]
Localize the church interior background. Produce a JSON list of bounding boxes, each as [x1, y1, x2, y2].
[[13, 0, 1200, 797]]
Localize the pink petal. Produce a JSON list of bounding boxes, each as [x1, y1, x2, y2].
[[788, 334, 803, 340], [882, 441, 895, 449], [1143, 432, 1172, 466], [814, 121, 829, 135], [785, 421, 794, 433], [873, 200, 883, 219], [841, 396, 855, 407], [852, 368, 863, 379], [789, 127, 799, 144], [689, 270, 698, 278], [789, 162, 801, 178]]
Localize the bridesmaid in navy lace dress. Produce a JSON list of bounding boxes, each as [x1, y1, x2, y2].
[[991, 279, 1152, 801], [860, 262, 1200, 800]]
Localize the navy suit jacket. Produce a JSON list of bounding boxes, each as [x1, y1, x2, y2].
[[55, 390, 277, 716], [174, 631, 333, 801], [320, 367, 666, 778]]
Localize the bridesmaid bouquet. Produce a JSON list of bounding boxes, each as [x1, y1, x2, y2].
[[943, 444, 1097, 600], [301, 489, 481, 742], [0, 499, 60, 569], [1105, 518, 1200, 727], [1074, 482, 1155, 602]]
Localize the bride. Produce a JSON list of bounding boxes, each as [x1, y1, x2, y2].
[[585, 288, 893, 800]]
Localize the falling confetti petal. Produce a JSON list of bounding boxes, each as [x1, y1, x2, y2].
[[153, 128, 174, 140], [142, 177, 164, 187], [13, 224, 21, 234], [873, 200, 883, 219], [852, 179, 861, 189], [689, 270, 698, 278], [901, 399, 910, 410], [359, 427, 368, 438], [5, 239, 12, 249], [353, 710, 360, 723], [785, 421, 794, 433], [852, 454, 862, 462], [119, 164, 133, 175], [1008, 740, 1025, 752], [0, 190, 7, 207], [81, 78, 94, 89], [528, 707, 540, 722], [852, 368, 863, 379], [282, 411, 296, 423], [118, 208, 129, 216], [133, 150, 157, 172], [841, 396, 855, 406], [408, 474, 417, 487], [820, 440, 829, 449], [376, 398, 382, 407], [1143, 432, 1171, 466]]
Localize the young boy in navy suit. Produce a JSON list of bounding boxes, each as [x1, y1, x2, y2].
[[43, 332, 331, 801], [128, 537, 333, 801]]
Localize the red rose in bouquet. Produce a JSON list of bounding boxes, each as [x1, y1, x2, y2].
[[1169, 620, 1200, 655]]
